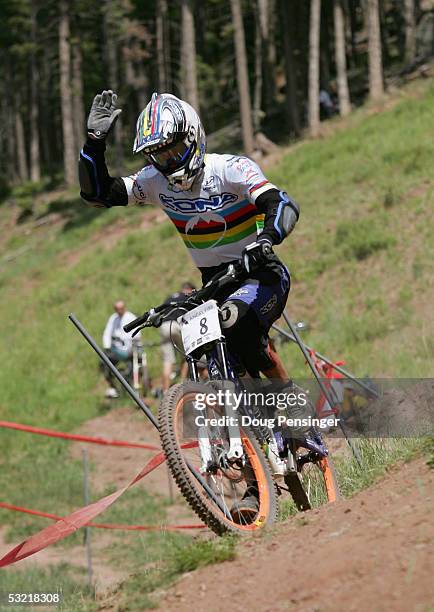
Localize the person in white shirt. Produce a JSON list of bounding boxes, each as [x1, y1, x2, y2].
[[101, 300, 141, 398]]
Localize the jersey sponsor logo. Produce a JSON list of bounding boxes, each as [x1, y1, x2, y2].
[[260, 294, 278, 315], [226, 155, 245, 167], [230, 288, 250, 297], [159, 192, 237, 213], [202, 175, 217, 192], [226, 156, 261, 184], [185, 212, 227, 249], [132, 179, 147, 201]]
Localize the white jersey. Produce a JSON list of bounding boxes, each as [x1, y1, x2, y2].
[[122, 154, 276, 268]]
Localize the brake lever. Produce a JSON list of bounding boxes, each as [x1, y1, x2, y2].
[[132, 325, 145, 338]]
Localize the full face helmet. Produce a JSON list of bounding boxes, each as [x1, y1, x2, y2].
[[133, 93, 206, 190]]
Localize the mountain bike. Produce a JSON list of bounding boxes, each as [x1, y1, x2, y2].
[[109, 344, 151, 398], [124, 259, 340, 535]]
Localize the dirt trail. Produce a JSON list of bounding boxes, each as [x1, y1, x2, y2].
[[69, 404, 200, 526], [160, 457, 433, 612]]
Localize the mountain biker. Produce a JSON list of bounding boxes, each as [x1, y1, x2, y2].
[[79, 90, 299, 378], [79, 90, 300, 516], [101, 300, 141, 398]]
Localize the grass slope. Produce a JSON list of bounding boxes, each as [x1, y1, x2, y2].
[[0, 79, 433, 607]]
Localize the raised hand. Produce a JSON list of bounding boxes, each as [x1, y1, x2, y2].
[[87, 90, 122, 140]]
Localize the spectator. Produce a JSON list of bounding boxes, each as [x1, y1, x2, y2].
[[101, 300, 141, 398], [160, 282, 195, 391], [319, 88, 336, 119]]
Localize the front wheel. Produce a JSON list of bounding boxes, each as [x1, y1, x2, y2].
[[159, 382, 278, 535]]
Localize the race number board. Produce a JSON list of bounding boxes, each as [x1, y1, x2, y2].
[[178, 300, 222, 355]]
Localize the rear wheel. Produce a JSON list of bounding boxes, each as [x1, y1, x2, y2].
[[159, 382, 278, 535], [285, 447, 340, 511]]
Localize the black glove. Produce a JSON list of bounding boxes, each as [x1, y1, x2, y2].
[[87, 90, 122, 140], [242, 239, 273, 274]]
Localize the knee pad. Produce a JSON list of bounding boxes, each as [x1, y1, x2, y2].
[[220, 300, 249, 331]]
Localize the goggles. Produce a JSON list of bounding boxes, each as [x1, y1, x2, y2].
[[149, 141, 193, 173]]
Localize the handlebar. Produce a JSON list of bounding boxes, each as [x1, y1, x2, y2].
[[123, 260, 247, 335]]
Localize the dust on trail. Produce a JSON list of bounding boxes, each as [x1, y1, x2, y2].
[[159, 457, 433, 612]]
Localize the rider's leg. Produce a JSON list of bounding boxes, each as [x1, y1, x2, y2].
[[221, 264, 290, 378], [221, 300, 288, 379], [262, 338, 288, 380], [100, 350, 120, 398]]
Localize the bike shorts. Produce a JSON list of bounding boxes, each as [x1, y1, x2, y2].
[[224, 268, 290, 330]]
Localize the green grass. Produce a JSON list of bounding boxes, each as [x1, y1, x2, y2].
[[335, 437, 424, 497], [110, 536, 237, 611], [0, 79, 433, 605], [0, 563, 96, 612]]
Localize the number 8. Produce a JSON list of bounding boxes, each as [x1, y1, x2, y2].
[[199, 317, 208, 334]]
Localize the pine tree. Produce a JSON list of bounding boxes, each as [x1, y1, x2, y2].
[[367, 0, 384, 100], [308, 0, 321, 136], [230, 0, 255, 155], [59, 0, 77, 186], [334, 0, 351, 116], [181, 0, 199, 110]]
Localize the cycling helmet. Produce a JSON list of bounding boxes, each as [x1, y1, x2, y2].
[[133, 93, 206, 190]]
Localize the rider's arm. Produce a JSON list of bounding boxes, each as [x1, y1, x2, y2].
[[79, 138, 129, 208], [79, 138, 156, 208], [79, 90, 155, 208], [255, 188, 300, 246]]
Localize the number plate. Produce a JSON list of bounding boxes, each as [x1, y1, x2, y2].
[[177, 300, 222, 355]]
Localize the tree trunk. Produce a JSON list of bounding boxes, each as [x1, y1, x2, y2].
[[258, 0, 276, 112], [404, 0, 416, 63], [30, 3, 41, 182], [156, 0, 168, 91], [181, 0, 199, 110], [230, 0, 255, 155], [334, 0, 351, 116], [103, 0, 123, 174], [366, 0, 384, 100], [308, 0, 321, 137], [253, 1, 263, 130], [163, 1, 171, 91], [72, 41, 85, 151], [281, 0, 300, 136], [15, 104, 29, 182], [59, 0, 76, 186]]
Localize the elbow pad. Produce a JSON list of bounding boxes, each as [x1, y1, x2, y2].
[[276, 191, 299, 240], [257, 189, 300, 245]]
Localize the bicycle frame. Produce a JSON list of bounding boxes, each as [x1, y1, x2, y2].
[[187, 336, 244, 465]]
